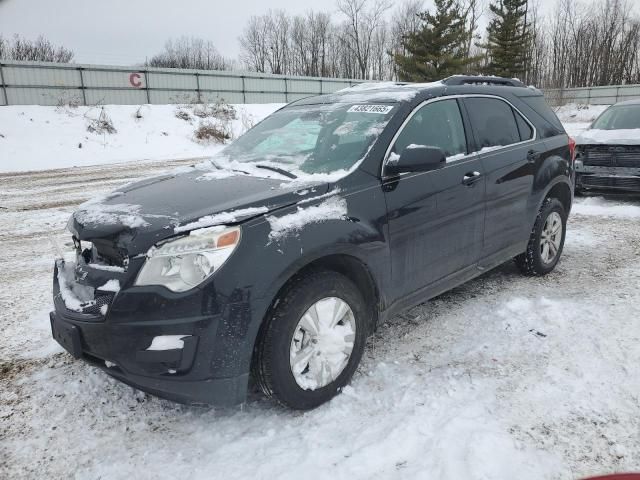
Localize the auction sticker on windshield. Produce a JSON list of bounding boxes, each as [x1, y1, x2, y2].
[[347, 105, 394, 114]]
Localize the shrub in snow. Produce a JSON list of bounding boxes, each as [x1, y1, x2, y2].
[[193, 120, 232, 144], [192, 99, 237, 121], [86, 107, 117, 135], [174, 109, 192, 122]]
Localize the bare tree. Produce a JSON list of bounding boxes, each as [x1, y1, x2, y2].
[[239, 15, 270, 72], [2, 35, 74, 62], [336, 0, 392, 79], [460, 0, 485, 58], [388, 0, 424, 79], [146, 36, 233, 70]]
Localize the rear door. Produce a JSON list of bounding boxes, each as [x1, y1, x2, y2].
[[462, 96, 543, 263], [382, 98, 486, 302]]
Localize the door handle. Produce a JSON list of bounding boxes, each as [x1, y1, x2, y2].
[[527, 150, 539, 163], [462, 171, 482, 186]]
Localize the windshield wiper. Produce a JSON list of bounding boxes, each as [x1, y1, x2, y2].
[[255, 164, 298, 179]]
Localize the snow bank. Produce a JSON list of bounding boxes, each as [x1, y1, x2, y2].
[[0, 103, 283, 173], [554, 104, 609, 124], [267, 195, 348, 241], [572, 197, 640, 218]]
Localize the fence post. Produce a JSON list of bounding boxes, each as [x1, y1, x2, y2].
[[195, 72, 201, 103], [587, 87, 591, 105], [616, 86, 620, 103], [284, 77, 289, 103], [0, 63, 7, 106], [78, 67, 87, 106], [241, 75, 246, 104], [144, 70, 151, 104], [319, 78, 323, 95]]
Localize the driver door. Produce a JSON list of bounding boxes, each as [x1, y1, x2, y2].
[[382, 98, 486, 302]]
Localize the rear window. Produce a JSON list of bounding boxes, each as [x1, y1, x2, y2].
[[519, 95, 564, 133]]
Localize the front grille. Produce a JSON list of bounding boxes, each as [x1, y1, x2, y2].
[[91, 239, 127, 267], [584, 150, 613, 166], [581, 175, 640, 190], [81, 292, 115, 315], [583, 146, 640, 168]]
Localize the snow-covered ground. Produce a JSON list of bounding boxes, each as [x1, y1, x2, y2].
[[554, 103, 609, 138], [0, 103, 284, 172], [2, 103, 640, 479]]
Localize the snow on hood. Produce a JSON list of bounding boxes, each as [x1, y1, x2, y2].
[[576, 128, 640, 145], [174, 206, 269, 233], [267, 192, 348, 242]]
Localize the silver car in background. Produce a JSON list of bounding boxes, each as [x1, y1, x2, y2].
[[575, 100, 640, 193]]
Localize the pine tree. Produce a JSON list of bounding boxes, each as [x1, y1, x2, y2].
[[394, 0, 474, 82], [484, 0, 530, 78]]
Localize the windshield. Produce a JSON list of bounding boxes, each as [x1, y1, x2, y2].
[[591, 105, 640, 130], [219, 103, 397, 175]]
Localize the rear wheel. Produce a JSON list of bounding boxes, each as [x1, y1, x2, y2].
[[253, 270, 367, 410], [515, 198, 567, 276]]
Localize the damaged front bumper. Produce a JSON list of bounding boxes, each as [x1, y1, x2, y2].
[[50, 259, 254, 406], [576, 163, 640, 192]]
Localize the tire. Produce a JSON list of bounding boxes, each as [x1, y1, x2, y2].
[[515, 197, 567, 276], [253, 270, 367, 410]]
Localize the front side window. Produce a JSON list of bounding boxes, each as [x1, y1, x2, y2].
[[221, 103, 397, 175], [390, 99, 467, 160], [465, 97, 522, 149]]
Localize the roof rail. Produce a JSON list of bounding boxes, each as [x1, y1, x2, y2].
[[442, 75, 526, 88]]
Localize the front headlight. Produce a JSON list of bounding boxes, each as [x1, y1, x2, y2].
[[135, 226, 240, 292]]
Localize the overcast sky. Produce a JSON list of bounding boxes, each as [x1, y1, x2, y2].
[[1, 0, 557, 66]]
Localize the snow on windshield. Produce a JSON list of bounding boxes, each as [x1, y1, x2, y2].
[[213, 102, 396, 176]]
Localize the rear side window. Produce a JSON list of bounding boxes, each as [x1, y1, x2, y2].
[[519, 95, 565, 133], [391, 99, 467, 158], [464, 97, 521, 149]]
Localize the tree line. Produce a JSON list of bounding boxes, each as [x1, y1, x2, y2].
[[2, 0, 640, 90], [234, 0, 640, 89], [0, 34, 74, 63]]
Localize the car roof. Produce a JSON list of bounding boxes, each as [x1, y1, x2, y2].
[[289, 76, 542, 107], [612, 99, 640, 106]]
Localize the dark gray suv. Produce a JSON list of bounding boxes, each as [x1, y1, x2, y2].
[[50, 76, 574, 410]]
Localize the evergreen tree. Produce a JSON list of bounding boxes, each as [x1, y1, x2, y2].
[[394, 0, 473, 82], [484, 0, 530, 78]]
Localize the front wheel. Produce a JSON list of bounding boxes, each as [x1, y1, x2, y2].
[[515, 197, 567, 276], [253, 270, 367, 410]]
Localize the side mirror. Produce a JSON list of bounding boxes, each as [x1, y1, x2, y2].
[[386, 145, 446, 176]]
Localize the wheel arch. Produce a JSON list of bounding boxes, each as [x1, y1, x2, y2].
[[249, 251, 381, 374], [545, 180, 573, 214]]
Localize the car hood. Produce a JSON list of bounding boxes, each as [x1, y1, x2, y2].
[[576, 128, 640, 146], [68, 169, 329, 256]]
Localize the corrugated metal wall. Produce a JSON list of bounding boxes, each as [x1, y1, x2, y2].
[[545, 84, 640, 106], [0, 61, 365, 106]]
